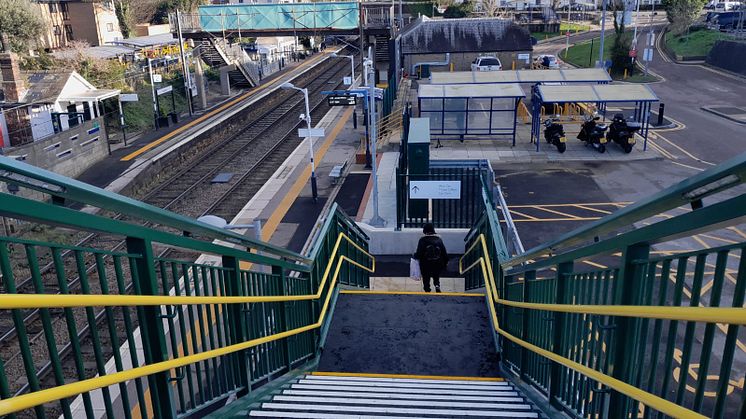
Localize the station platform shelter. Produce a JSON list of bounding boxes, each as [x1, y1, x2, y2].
[[0, 75, 742, 419], [428, 68, 612, 85], [418, 83, 525, 144]]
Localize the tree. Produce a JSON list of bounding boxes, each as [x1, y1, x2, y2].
[[0, 0, 44, 52], [609, 0, 633, 75], [666, 0, 706, 35], [443, 1, 473, 18]]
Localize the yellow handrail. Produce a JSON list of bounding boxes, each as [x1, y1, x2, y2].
[[0, 232, 374, 416], [459, 234, 708, 419]]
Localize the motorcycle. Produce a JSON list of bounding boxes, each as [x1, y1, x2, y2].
[[606, 113, 642, 153], [543, 117, 567, 153], [577, 116, 608, 153]]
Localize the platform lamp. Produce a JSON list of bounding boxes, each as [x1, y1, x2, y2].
[[280, 82, 319, 202], [197, 215, 262, 242], [330, 52, 355, 87]]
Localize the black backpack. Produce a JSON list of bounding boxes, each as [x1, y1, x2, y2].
[[424, 243, 442, 262]]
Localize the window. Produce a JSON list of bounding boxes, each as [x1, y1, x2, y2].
[[53, 25, 61, 35], [106, 23, 114, 32], [48, 3, 58, 13], [64, 24, 74, 41], [60, 2, 69, 20]]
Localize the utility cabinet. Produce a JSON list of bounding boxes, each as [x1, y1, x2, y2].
[[407, 118, 430, 219]]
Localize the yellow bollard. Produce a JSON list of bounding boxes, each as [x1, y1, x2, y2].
[[512, 60, 516, 70], [624, 68, 628, 79], [450, 63, 454, 72]]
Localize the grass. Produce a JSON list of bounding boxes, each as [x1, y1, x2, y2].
[[560, 33, 661, 83], [532, 22, 591, 40], [664, 28, 731, 58]]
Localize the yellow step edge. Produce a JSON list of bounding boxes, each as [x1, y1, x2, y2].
[[311, 371, 504, 382], [340, 290, 484, 297]]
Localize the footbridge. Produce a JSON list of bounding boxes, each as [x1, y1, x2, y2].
[[0, 150, 744, 419], [173, 2, 394, 38]]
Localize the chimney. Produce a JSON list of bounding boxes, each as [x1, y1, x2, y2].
[[0, 52, 26, 103]]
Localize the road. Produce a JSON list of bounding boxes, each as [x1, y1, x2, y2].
[[536, 23, 746, 170]]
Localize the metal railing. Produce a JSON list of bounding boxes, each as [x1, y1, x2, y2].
[[0, 157, 373, 418], [461, 152, 746, 419]]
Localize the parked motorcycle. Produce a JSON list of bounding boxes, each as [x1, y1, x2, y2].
[[543, 117, 567, 153], [606, 113, 642, 153], [577, 116, 608, 153]]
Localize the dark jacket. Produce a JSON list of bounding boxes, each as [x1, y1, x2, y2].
[[414, 234, 448, 271]]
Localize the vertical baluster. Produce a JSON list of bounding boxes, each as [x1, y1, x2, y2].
[[94, 253, 131, 419], [181, 263, 206, 405], [169, 261, 195, 410], [115, 255, 148, 415], [156, 259, 184, 414], [25, 245, 71, 418], [693, 250, 729, 412], [549, 261, 573, 409], [520, 271, 534, 379], [217, 268, 238, 391], [0, 244, 45, 419], [713, 247, 746, 419], [74, 250, 115, 419], [608, 243, 649, 419], [643, 259, 670, 419], [207, 267, 228, 392], [674, 253, 706, 407], [656, 257, 688, 419]]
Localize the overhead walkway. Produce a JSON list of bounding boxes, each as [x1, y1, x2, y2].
[[0, 151, 744, 419]]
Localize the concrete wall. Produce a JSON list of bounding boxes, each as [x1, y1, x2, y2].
[[404, 50, 533, 76], [3, 118, 109, 179], [358, 223, 468, 255]]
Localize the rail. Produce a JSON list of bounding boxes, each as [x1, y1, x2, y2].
[[461, 151, 746, 419], [0, 158, 374, 418]]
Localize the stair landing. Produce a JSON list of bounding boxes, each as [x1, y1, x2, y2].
[[318, 292, 499, 378]]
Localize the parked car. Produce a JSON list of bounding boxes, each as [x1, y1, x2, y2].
[[714, 10, 745, 29], [715, 1, 740, 11], [471, 56, 502, 71], [534, 54, 560, 69]]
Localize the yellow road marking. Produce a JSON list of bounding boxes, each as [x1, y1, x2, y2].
[[340, 290, 484, 297], [573, 204, 612, 215], [699, 233, 738, 245], [508, 209, 540, 220], [533, 206, 585, 219], [669, 160, 706, 172], [121, 53, 328, 162], [508, 202, 631, 208], [647, 139, 675, 160], [728, 226, 746, 240], [311, 372, 504, 381], [513, 217, 601, 222], [655, 134, 716, 166]]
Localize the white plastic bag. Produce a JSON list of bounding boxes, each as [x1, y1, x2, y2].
[[410, 258, 422, 281]]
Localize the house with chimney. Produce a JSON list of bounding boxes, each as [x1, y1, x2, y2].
[[0, 53, 119, 178]]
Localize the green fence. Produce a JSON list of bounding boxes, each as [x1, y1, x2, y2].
[[0, 157, 372, 418], [462, 152, 746, 419]]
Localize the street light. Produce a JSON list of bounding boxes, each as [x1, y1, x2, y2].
[[330, 52, 355, 87], [280, 82, 319, 202]]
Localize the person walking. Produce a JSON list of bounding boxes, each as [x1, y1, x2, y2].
[[413, 223, 448, 293]]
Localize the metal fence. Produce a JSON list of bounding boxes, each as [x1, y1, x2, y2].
[[461, 152, 746, 419], [0, 157, 372, 418]]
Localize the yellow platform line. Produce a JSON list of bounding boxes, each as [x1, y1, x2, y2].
[[120, 54, 327, 162], [311, 371, 504, 382], [340, 290, 484, 297]]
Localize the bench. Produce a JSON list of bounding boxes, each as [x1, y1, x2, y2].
[[329, 162, 347, 184]]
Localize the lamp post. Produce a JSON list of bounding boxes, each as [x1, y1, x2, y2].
[[330, 52, 355, 87], [280, 82, 319, 202], [365, 56, 385, 227], [598, 0, 607, 68]]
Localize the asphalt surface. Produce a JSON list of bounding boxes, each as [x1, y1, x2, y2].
[[318, 293, 501, 377], [537, 23, 746, 170]]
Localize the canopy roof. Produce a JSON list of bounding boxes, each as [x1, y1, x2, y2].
[[419, 83, 525, 99], [60, 89, 121, 102], [429, 68, 611, 85], [537, 84, 658, 103]]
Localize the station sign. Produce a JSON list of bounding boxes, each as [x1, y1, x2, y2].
[[409, 181, 461, 200], [152, 74, 163, 83], [119, 93, 139, 102], [298, 128, 325, 138], [156, 85, 173, 96], [343, 76, 352, 85], [328, 95, 356, 106]]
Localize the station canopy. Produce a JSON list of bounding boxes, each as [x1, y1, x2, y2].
[[429, 68, 611, 85], [419, 83, 525, 99], [536, 83, 658, 103]]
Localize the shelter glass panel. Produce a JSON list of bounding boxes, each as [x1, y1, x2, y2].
[[420, 98, 443, 111]]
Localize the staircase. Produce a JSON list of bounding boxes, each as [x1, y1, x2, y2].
[[374, 34, 390, 62], [196, 38, 258, 87], [248, 373, 541, 418]]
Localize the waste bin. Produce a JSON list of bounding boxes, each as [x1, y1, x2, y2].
[[169, 112, 178, 124], [157, 116, 170, 128]]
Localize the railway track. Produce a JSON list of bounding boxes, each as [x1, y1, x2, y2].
[[0, 53, 353, 417]]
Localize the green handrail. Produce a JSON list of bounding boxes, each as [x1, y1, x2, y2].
[[0, 157, 308, 263]]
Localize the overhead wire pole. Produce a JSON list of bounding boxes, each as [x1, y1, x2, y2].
[[598, 0, 607, 68], [175, 9, 193, 117]]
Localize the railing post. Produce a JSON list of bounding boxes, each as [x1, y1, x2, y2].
[[126, 237, 176, 419], [222, 255, 251, 394], [608, 242, 650, 419], [549, 261, 573, 410], [520, 270, 535, 379], [276, 264, 293, 371]]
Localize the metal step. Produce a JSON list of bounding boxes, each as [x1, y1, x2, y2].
[[249, 374, 541, 418]]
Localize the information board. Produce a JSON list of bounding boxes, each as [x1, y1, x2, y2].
[[328, 95, 356, 106], [409, 181, 461, 200]]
